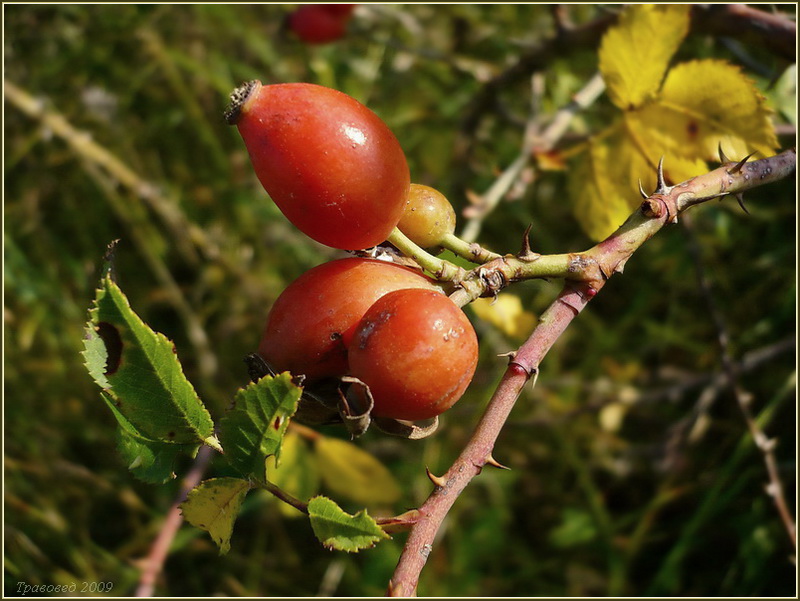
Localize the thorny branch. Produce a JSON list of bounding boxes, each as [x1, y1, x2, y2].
[[455, 4, 795, 188], [387, 149, 796, 596]]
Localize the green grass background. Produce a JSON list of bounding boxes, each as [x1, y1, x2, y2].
[[4, 4, 796, 597]]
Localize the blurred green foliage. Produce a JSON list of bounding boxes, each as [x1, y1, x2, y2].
[[4, 4, 795, 597]]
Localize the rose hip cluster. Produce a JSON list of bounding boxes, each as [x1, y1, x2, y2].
[[226, 81, 477, 425]]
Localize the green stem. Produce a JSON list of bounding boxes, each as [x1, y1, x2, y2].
[[387, 228, 465, 282], [260, 479, 309, 515], [439, 232, 501, 263]]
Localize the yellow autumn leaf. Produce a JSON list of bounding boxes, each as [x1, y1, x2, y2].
[[179, 478, 251, 555], [571, 133, 643, 241], [623, 113, 709, 186], [599, 4, 690, 110], [470, 294, 536, 340], [315, 437, 401, 507], [634, 59, 779, 162]]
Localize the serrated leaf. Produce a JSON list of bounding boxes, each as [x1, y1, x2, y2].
[[218, 373, 302, 483], [266, 430, 320, 518], [470, 294, 537, 340], [570, 127, 707, 241], [633, 60, 779, 161], [599, 4, 690, 109], [82, 274, 216, 445], [315, 437, 401, 506], [180, 478, 252, 555], [307, 496, 390, 552], [100, 391, 193, 483]]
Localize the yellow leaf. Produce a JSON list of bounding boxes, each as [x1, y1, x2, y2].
[[571, 133, 645, 241], [179, 478, 251, 555], [623, 113, 708, 186], [634, 60, 779, 161], [266, 430, 320, 518], [599, 4, 690, 109], [315, 437, 401, 507], [470, 294, 536, 339]]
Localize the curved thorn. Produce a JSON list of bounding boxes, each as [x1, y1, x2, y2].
[[637, 178, 648, 199], [735, 192, 749, 214], [425, 466, 447, 489], [718, 142, 729, 164], [655, 156, 667, 193], [519, 224, 533, 258], [485, 454, 511, 470], [728, 152, 756, 175]]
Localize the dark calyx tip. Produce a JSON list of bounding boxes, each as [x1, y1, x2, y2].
[[224, 80, 259, 125]]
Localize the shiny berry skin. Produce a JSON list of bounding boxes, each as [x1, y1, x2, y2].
[[258, 258, 441, 383], [288, 5, 350, 44], [226, 81, 410, 250], [397, 184, 457, 248], [348, 289, 478, 421]]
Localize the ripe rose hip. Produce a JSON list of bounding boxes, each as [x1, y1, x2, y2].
[[288, 5, 351, 45], [226, 81, 410, 250], [258, 258, 441, 383], [348, 289, 479, 421]]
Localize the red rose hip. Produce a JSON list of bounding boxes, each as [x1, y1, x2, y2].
[[226, 81, 410, 250], [348, 289, 479, 421], [288, 5, 350, 45], [258, 258, 441, 383]]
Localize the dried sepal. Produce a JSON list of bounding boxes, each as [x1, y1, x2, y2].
[[338, 376, 374, 439], [372, 415, 440, 440], [244, 352, 275, 383]]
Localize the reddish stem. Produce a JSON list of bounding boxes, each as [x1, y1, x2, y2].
[[135, 445, 213, 596], [388, 285, 595, 596]]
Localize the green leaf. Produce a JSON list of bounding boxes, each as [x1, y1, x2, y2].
[[180, 478, 252, 555], [267, 430, 320, 518], [82, 273, 217, 446], [307, 496, 390, 552], [100, 391, 193, 483], [315, 437, 401, 507], [218, 373, 302, 483], [599, 4, 690, 109]]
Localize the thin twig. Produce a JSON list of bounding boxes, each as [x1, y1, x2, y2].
[[690, 4, 796, 63], [4, 79, 199, 267], [681, 213, 796, 548], [135, 445, 213, 597], [460, 72, 606, 243]]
